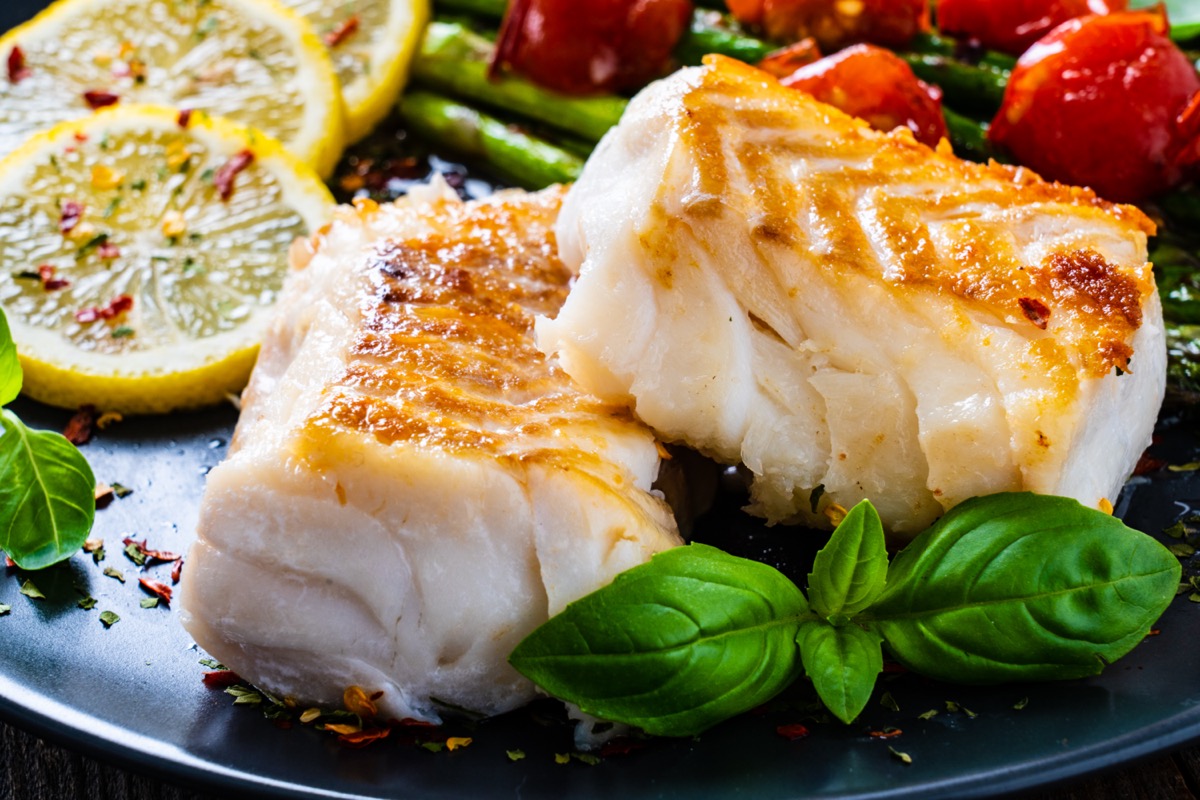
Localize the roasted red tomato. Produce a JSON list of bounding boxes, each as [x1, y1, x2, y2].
[[778, 44, 948, 146], [937, 0, 1127, 55], [727, 0, 929, 51], [491, 0, 693, 95], [989, 11, 1200, 202]]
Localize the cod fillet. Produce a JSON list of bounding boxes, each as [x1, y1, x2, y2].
[[179, 183, 681, 722], [538, 56, 1166, 535]]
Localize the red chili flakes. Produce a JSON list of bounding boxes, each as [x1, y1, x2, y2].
[[7, 46, 30, 84], [4, 555, 15, 569], [323, 15, 360, 47], [94, 483, 115, 508], [1134, 453, 1167, 475], [596, 737, 645, 757], [775, 723, 811, 741], [214, 150, 255, 201], [338, 727, 392, 748], [83, 90, 120, 109], [63, 404, 97, 445], [1018, 297, 1051, 330], [122, 536, 181, 563], [138, 577, 173, 605], [171, 558, 184, 584], [76, 294, 133, 324], [202, 669, 244, 688], [343, 685, 379, 719], [1146, 628, 1162, 637], [177, 108, 193, 128], [97, 242, 120, 260], [869, 727, 904, 739], [36, 264, 70, 291], [59, 200, 84, 234]]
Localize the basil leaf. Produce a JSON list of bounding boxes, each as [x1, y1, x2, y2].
[[509, 543, 811, 736], [0, 409, 96, 570], [796, 620, 883, 724], [0, 307, 20, 406], [1129, 0, 1200, 41], [807, 499, 887, 620], [866, 493, 1181, 682]]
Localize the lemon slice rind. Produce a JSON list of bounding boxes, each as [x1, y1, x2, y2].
[[0, 0, 345, 178], [0, 105, 334, 414]]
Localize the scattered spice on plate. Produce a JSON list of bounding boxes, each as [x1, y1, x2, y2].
[[917, 709, 938, 720], [63, 405, 97, 445], [553, 753, 570, 765], [103, 566, 125, 583], [19, 579, 44, 600], [1013, 697, 1029, 710], [139, 577, 173, 605], [77, 596, 97, 610], [323, 16, 360, 47], [99, 610, 120, 628], [140, 597, 159, 609], [0, 603, 10, 616], [776, 723, 810, 740], [879, 691, 900, 712], [202, 670, 244, 689], [171, 558, 184, 584], [869, 727, 903, 739], [506, 749, 526, 762], [888, 746, 913, 765]]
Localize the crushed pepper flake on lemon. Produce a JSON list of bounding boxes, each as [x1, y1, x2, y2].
[[0, 105, 333, 414]]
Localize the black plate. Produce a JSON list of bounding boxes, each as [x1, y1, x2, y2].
[[3, 1, 1200, 796], [3, 401, 1200, 800]]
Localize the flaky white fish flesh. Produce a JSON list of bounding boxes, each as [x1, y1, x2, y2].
[[539, 56, 1166, 535], [179, 183, 681, 722]]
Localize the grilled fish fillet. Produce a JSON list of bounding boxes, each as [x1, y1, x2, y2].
[[179, 182, 681, 722], [538, 56, 1166, 535]]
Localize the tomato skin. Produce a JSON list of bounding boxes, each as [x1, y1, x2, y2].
[[937, 0, 1126, 55], [727, 0, 930, 51], [492, 0, 693, 95], [988, 11, 1200, 202], [778, 44, 948, 147]]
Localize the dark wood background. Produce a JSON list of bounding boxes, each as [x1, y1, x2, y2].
[[2, 720, 1198, 799]]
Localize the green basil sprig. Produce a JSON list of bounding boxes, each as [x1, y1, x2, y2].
[[510, 494, 1181, 736], [0, 307, 95, 570]]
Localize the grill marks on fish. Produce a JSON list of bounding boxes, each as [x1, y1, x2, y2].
[[672, 57, 1154, 379]]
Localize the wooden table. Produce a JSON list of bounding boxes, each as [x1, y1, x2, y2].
[[2, 720, 1197, 799]]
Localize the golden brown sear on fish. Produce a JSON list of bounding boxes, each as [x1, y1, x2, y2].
[[180, 183, 681, 724]]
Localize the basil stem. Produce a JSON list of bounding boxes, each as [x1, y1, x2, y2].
[[864, 493, 1182, 683], [509, 543, 810, 737], [0, 309, 19, 406]]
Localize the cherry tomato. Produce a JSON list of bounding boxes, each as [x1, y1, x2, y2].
[[727, 0, 930, 51], [937, 0, 1127, 55], [491, 0, 693, 95], [778, 44, 948, 147], [988, 11, 1200, 202]]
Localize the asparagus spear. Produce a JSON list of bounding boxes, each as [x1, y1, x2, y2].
[[398, 91, 584, 188], [414, 22, 628, 141], [900, 54, 1009, 113]]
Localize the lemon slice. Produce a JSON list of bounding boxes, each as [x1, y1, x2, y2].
[[0, 0, 345, 178], [282, 0, 429, 143], [0, 105, 333, 414]]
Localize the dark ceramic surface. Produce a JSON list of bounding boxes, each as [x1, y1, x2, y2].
[[2, 0, 1200, 795]]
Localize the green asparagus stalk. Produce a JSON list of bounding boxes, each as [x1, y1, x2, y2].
[[942, 107, 1009, 163], [414, 22, 628, 142], [675, 10, 775, 64], [398, 91, 584, 188], [900, 54, 1009, 113], [907, 32, 1017, 71]]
